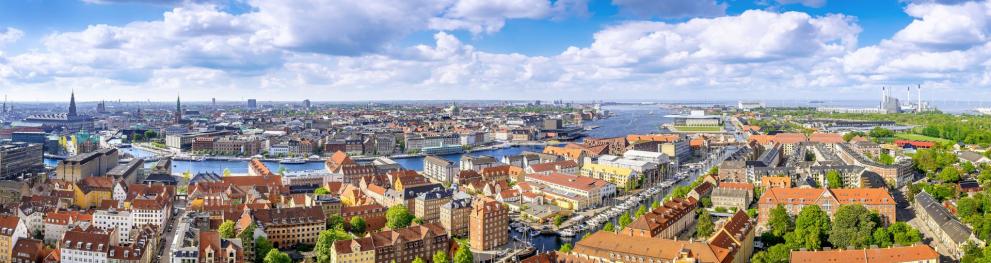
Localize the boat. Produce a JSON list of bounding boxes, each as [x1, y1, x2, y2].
[[421, 145, 465, 155], [530, 230, 541, 236], [117, 143, 132, 148], [279, 158, 306, 164], [559, 229, 575, 237]]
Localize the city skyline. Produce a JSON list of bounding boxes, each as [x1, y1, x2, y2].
[[1, 0, 990, 101]]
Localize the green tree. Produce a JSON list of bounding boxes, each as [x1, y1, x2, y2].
[[618, 212, 632, 229], [826, 170, 843, 189], [263, 249, 291, 263], [768, 204, 793, 238], [786, 205, 831, 250], [223, 168, 231, 177], [144, 130, 157, 139], [878, 153, 895, 165], [747, 208, 758, 218], [412, 257, 426, 263], [873, 227, 893, 248], [350, 216, 367, 235], [433, 250, 450, 263], [829, 204, 880, 249], [218, 220, 236, 238], [751, 244, 791, 263], [387, 205, 415, 229], [651, 200, 660, 209], [635, 205, 648, 218], [868, 127, 894, 139], [937, 167, 962, 183], [454, 244, 473, 263], [559, 243, 573, 253], [888, 222, 923, 246], [700, 197, 712, 208], [255, 237, 274, 263], [238, 223, 256, 260], [602, 222, 615, 232], [314, 187, 331, 195], [327, 215, 345, 230], [695, 209, 714, 238], [963, 161, 977, 174], [553, 215, 567, 226], [315, 230, 337, 263]]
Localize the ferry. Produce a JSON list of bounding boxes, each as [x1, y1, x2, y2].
[[117, 143, 132, 148], [421, 145, 465, 155], [279, 158, 307, 164]]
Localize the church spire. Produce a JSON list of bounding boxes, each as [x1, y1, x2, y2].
[[68, 90, 77, 117], [175, 93, 182, 124]]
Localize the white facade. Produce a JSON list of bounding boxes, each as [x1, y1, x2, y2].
[[93, 210, 133, 244]]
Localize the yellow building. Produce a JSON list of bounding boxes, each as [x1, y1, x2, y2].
[[0, 215, 26, 263], [72, 177, 115, 208], [580, 163, 635, 190], [330, 239, 376, 263]]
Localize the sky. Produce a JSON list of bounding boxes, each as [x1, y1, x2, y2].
[[0, 0, 989, 102]]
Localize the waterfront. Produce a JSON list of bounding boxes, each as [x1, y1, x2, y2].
[[47, 105, 673, 174]]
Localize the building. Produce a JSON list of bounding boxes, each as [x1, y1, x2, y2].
[[331, 238, 375, 263], [711, 182, 754, 211], [790, 244, 939, 263], [758, 188, 896, 229], [584, 137, 628, 155], [21, 92, 95, 132], [0, 215, 27, 263], [326, 151, 377, 184], [439, 198, 472, 237], [0, 142, 43, 179], [567, 211, 754, 263], [913, 192, 982, 259], [526, 160, 579, 175], [525, 173, 616, 210], [460, 155, 499, 172], [92, 210, 133, 244], [665, 110, 723, 127], [239, 206, 326, 249], [333, 223, 448, 263], [470, 197, 508, 251], [106, 159, 144, 184], [760, 176, 792, 189], [622, 197, 697, 239], [56, 148, 119, 182], [423, 155, 458, 184], [247, 99, 257, 109], [580, 163, 636, 190], [11, 238, 47, 263], [413, 188, 453, 223]]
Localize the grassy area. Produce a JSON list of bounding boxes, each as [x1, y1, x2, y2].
[[895, 133, 954, 144], [671, 126, 724, 132]]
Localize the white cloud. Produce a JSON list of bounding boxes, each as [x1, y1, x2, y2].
[[774, 0, 827, 8], [0, 27, 24, 48]]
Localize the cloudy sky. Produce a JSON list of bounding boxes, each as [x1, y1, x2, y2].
[[0, 0, 989, 102]]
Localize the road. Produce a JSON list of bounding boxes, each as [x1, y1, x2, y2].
[[155, 204, 186, 263]]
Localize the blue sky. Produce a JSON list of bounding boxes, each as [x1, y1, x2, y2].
[[0, 0, 988, 101]]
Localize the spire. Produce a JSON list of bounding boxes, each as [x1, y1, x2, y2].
[[68, 90, 77, 117], [175, 92, 182, 124]]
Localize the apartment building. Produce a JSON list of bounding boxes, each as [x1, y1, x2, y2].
[[757, 188, 896, 229], [622, 197, 697, 239], [439, 198, 472, 237], [0, 215, 26, 263], [525, 173, 616, 210], [56, 148, 119, 182], [423, 155, 457, 184], [470, 197, 508, 251], [239, 206, 326, 249], [790, 244, 939, 263]]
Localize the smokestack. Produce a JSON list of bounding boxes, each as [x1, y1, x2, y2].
[[907, 86, 911, 107], [918, 84, 922, 111]]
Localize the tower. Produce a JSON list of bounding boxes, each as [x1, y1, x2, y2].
[[175, 95, 182, 124], [68, 90, 78, 117]]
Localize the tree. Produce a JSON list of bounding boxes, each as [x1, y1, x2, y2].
[[843, 131, 865, 142], [826, 170, 843, 189], [559, 243, 573, 253], [314, 187, 331, 195], [747, 208, 758, 218], [350, 216, 367, 235], [937, 167, 962, 183], [635, 205, 648, 218], [695, 209, 714, 238], [700, 197, 712, 208], [315, 230, 336, 263], [223, 168, 231, 177], [618, 212, 632, 229], [786, 205, 831, 250], [651, 200, 660, 209], [255, 237, 274, 263], [413, 217, 424, 225], [888, 222, 923, 246], [263, 249, 291, 263], [144, 130, 157, 139], [433, 250, 450, 263], [238, 223, 256, 259], [553, 215, 567, 226], [873, 227, 893, 248], [603, 222, 615, 232], [751, 244, 790, 263], [768, 204, 793, 238], [454, 244, 473, 263], [327, 215, 345, 230], [829, 204, 880, 249], [412, 257, 426, 263], [218, 220, 236, 238], [868, 127, 894, 139], [963, 161, 978, 174], [878, 153, 895, 165], [387, 205, 415, 229]]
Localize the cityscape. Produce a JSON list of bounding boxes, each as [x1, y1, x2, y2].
[[1, 1, 991, 263]]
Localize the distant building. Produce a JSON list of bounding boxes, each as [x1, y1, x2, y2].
[[56, 148, 119, 182], [0, 142, 43, 179], [21, 92, 94, 132], [246, 99, 257, 109], [666, 110, 723, 127], [423, 155, 457, 184], [737, 100, 765, 111]]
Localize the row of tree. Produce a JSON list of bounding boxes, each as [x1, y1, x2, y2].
[[752, 204, 922, 263]]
